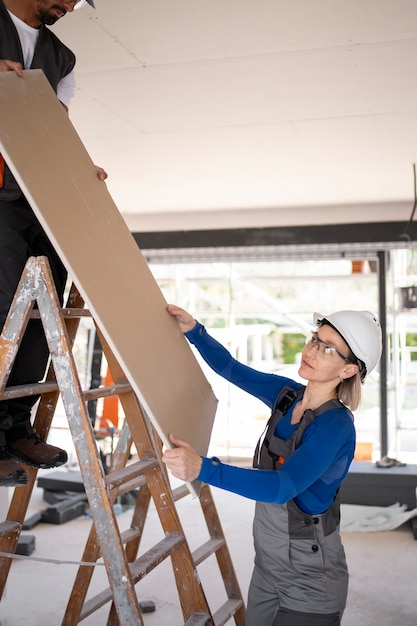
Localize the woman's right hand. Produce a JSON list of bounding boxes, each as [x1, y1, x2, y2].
[[162, 434, 202, 482], [166, 304, 197, 333]]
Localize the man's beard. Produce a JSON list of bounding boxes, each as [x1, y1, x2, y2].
[[37, 6, 66, 26]]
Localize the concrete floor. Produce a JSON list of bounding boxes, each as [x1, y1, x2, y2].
[[0, 472, 416, 626]]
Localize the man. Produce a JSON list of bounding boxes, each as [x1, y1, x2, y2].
[[0, 0, 107, 487]]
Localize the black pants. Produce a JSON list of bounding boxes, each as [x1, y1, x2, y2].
[[0, 196, 67, 441]]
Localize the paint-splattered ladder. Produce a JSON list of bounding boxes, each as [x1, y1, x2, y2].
[[0, 255, 245, 625]]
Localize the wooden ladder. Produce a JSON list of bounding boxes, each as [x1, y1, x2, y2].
[[0, 255, 246, 625]]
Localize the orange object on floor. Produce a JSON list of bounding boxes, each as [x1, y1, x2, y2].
[[97, 367, 119, 432], [354, 441, 373, 461]]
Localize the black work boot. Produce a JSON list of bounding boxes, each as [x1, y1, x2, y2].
[[0, 447, 28, 487], [7, 433, 68, 469]]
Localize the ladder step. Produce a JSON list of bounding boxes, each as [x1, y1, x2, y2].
[[1, 381, 58, 400], [30, 308, 91, 319], [192, 538, 225, 567], [91, 527, 143, 560], [129, 533, 185, 582], [172, 483, 191, 501], [212, 599, 245, 626], [120, 527, 142, 545], [0, 521, 21, 541], [104, 459, 159, 493], [2, 381, 131, 401], [79, 534, 185, 620], [84, 383, 132, 401], [184, 612, 212, 625], [112, 474, 147, 498]]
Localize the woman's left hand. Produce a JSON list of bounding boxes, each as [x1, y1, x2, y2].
[[162, 433, 203, 482]]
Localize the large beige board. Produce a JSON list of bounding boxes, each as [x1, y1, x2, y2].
[[0, 70, 217, 458]]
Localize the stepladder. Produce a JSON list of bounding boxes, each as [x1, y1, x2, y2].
[[0, 255, 246, 625]]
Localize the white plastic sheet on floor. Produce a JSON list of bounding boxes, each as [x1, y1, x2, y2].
[[341, 503, 417, 532]]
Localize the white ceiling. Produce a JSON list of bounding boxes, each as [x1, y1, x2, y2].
[[54, 0, 417, 232]]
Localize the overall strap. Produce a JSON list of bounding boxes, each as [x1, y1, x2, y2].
[[253, 385, 304, 469], [254, 390, 344, 470]]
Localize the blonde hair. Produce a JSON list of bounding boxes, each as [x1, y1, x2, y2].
[[337, 371, 362, 411]]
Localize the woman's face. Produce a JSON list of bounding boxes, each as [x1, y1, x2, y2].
[[298, 324, 358, 384]]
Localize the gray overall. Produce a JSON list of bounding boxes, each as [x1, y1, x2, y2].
[[247, 387, 350, 626]]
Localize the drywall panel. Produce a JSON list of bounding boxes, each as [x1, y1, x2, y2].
[[0, 70, 217, 460]]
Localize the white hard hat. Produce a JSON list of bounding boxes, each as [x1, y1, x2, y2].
[[313, 310, 382, 382], [75, 0, 95, 9]]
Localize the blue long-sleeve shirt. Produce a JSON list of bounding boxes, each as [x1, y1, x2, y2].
[[186, 322, 356, 514]]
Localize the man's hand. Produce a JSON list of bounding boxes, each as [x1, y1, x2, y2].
[[95, 166, 108, 181], [166, 304, 197, 333], [162, 434, 202, 482], [0, 60, 23, 77]]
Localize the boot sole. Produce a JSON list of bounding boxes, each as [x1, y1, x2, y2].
[[0, 470, 28, 487], [7, 450, 68, 470]]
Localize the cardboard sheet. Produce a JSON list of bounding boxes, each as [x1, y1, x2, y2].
[[0, 70, 217, 458]]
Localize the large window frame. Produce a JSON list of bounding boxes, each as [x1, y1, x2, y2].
[[134, 221, 417, 464]]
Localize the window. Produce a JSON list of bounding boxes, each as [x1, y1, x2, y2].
[[149, 254, 382, 461]]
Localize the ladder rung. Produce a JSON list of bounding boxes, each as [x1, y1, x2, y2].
[[172, 483, 191, 501], [79, 583, 118, 619], [30, 308, 91, 319], [129, 533, 185, 582], [120, 527, 142, 545], [184, 613, 211, 626], [2, 382, 131, 402], [1, 381, 58, 399], [111, 474, 146, 498], [105, 459, 159, 492], [79, 534, 184, 620], [0, 521, 21, 540], [83, 383, 132, 401], [192, 538, 225, 567], [212, 599, 245, 626], [83, 527, 143, 563]]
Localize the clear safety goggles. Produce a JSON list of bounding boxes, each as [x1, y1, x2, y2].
[[305, 332, 354, 363]]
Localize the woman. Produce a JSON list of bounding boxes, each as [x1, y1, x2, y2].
[[162, 305, 382, 626]]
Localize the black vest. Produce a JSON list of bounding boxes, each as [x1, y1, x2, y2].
[[0, 0, 76, 199], [253, 385, 345, 470]]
